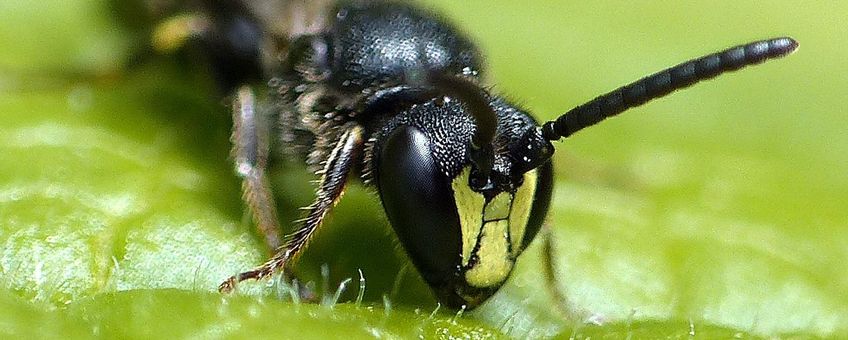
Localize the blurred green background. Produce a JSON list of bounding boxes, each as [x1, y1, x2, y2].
[[1, 0, 846, 338]]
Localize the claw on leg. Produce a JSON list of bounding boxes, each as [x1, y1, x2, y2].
[[219, 247, 291, 294], [218, 268, 269, 293]]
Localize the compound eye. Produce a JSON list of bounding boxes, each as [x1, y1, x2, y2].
[[376, 126, 463, 297]]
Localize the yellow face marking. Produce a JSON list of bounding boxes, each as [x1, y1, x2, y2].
[[451, 167, 540, 287], [509, 170, 538, 256], [451, 168, 485, 266], [464, 220, 512, 288], [484, 192, 511, 221]]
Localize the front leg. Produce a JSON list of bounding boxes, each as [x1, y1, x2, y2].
[[220, 123, 365, 293]]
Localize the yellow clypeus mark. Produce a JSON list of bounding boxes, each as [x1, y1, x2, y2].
[[451, 167, 539, 286], [509, 169, 537, 256], [451, 167, 485, 266], [464, 220, 512, 288], [483, 191, 511, 221]]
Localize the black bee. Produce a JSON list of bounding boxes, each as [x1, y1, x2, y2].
[[151, 0, 797, 309]]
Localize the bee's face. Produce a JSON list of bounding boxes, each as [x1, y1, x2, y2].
[[373, 95, 553, 309]]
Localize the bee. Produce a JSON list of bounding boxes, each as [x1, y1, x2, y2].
[[151, 0, 797, 309]]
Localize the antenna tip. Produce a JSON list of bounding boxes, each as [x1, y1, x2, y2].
[[773, 37, 800, 55]]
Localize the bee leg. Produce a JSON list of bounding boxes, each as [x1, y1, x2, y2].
[[542, 228, 566, 312], [231, 86, 283, 251], [151, 13, 209, 54], [220, 123, 365, 293], [151, 2, 264, 93], [542, 228, 607, 324], [542, 227, 583, 322]]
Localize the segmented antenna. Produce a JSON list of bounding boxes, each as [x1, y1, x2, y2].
[[541, 37, 799, 141]]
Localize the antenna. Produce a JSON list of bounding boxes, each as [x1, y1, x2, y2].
[[541, 37, 799, 141]]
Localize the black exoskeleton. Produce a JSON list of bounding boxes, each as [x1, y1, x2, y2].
[[157, 0, 797, 310], [225, 1, 554, 308]]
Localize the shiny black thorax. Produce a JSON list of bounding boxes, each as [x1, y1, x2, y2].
[[274, 1, 485, 166], [269, 2, 553, 307]]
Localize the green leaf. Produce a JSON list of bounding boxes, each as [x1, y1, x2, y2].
[[1, 0, 847, 339], [68, 290, 503, 339]]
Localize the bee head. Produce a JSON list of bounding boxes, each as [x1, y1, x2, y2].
[[370, 80, 553, 309]]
